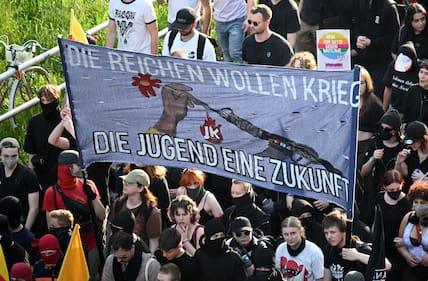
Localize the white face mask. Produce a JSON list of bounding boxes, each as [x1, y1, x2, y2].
[[1, 156, 18, 169], [414, 202, 428, 217]]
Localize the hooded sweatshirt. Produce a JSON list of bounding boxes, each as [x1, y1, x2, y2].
[[42, 164, 99, 250], [382, 41, 419, 113]]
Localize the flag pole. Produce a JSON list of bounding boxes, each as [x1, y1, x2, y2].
[[82, 169, 105, 271]]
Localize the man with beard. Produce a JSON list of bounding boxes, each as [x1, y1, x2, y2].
[[162, 7, 216, 61], [223, 179, 271, 235], [194, 219, 246, 281], [242, 4, 294, 66]]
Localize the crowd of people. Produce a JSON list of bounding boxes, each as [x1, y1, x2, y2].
[[2, 0, 428, 280]]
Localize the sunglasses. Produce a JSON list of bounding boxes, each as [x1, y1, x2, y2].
[[247, 19, 261, 27], [235, 230, 251, 237]]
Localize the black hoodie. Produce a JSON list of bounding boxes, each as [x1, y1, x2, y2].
[[382, 41, 419, 113]]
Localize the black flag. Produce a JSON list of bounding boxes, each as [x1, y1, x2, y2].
[[365, 204, 387, 281]]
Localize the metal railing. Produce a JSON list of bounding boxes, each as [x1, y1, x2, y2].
[[0, 21, 168, 123]]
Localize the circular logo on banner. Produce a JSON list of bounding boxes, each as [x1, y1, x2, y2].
[[317, 32, 349, 60]]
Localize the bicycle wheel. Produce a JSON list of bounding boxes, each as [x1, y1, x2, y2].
[[9, 66, 51, 126]]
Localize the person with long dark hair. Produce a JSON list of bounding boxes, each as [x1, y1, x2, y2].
[[399, 3, 428, 60], [110, 169, 162, 253]]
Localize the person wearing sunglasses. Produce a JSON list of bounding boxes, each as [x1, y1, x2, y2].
[[226, 216, 268, 276], [395, 121, 428, 192], [242, 4, 294, 66], [359, 109, 403, 225]]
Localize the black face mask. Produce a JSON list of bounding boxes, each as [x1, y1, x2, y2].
[[186, 185, 205, 204], [40, 99, 59, 119], [387, 190, 401, 200], [379, 128, 393, 140], [232, 193, 252, 208], [204, 237, 226, 256], [49, 226, 71, 248]]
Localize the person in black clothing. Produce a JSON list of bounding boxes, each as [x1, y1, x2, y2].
[[376, 170, 411, 281], [402, 60, 428, 124], [382, 41, 420, 113], [398, 3, 428, 60], [223, 179, 271, 236], [322, 210, 391, 281], [0, 137, 40, 230], [360, 110, 404, 225], [155, 228, 201, 281], [258, 0, 300, 48], [243, 4, 294, 66], [24, 84, 72, 191], [244, 245, 284, 281], [0, 196, 39, 265], [395, 121, 428, 192], [194, 219, 246, 281], [352, 0, 400, 98], [0, 214, 29, 271]]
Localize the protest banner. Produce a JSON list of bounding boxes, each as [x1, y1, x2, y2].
[[317, 29, 351, 71], [59, 38, 360, 217]]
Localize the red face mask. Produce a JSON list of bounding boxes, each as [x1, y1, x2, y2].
[[41, 250, 60, 265]]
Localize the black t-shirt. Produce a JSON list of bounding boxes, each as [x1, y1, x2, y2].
[[155, 250, 201, 281], [403, 149, 428, 192], [377, 193, 411, 258], [195, 248, 246, 281], [382, 62, 419, 114], [0, 163, 40, 216], [358, 100, 384, 133], [24, 112, 74, 189], [259, 0, 300, 39], [324, 238, 372, 281], [403, 85, 428, 124], [242, 33, 293, 66], [363, 137, 404, 185], [299, 0, 320, 25]]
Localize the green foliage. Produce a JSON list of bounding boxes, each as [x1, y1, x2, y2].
[[0, 0, 167, 161]]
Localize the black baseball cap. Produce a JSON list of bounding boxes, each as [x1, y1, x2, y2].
[[404, 121, 428, 145], [170, 7, 196, 30]]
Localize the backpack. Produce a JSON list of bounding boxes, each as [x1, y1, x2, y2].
[[168, 29, 207, 60]]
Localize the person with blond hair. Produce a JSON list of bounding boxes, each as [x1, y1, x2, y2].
[[275, 216, 324, 281]]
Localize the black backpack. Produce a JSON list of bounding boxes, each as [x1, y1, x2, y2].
[[168, 29, 207, 60]]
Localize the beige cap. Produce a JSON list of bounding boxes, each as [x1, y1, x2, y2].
[[120, 169, 150, 186], [0, 137, 20, 149]]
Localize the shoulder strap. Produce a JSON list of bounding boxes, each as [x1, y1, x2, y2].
[[168, 30, 179, 54], [144, 257, 155, 281], [197, 34, 206, 60]]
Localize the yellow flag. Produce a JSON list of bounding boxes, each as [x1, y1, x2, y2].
[[58, 224, 89, 281], [69, 9, 89, 44], [0, 244, 8, 281]]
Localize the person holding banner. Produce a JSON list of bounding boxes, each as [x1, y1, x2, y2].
[[42, 150, 105, 281], [396, 180, 428, 280], [322, 210, 391, 281]]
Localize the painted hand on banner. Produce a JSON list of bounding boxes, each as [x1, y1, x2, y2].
[[152, 83, 195, 135]]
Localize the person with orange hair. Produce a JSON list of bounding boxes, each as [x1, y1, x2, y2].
[[396, 180, 428, 280], [176, 169, 223, 225]]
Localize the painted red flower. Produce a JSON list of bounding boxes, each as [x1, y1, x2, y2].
[[131, 73, 161, 97]]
